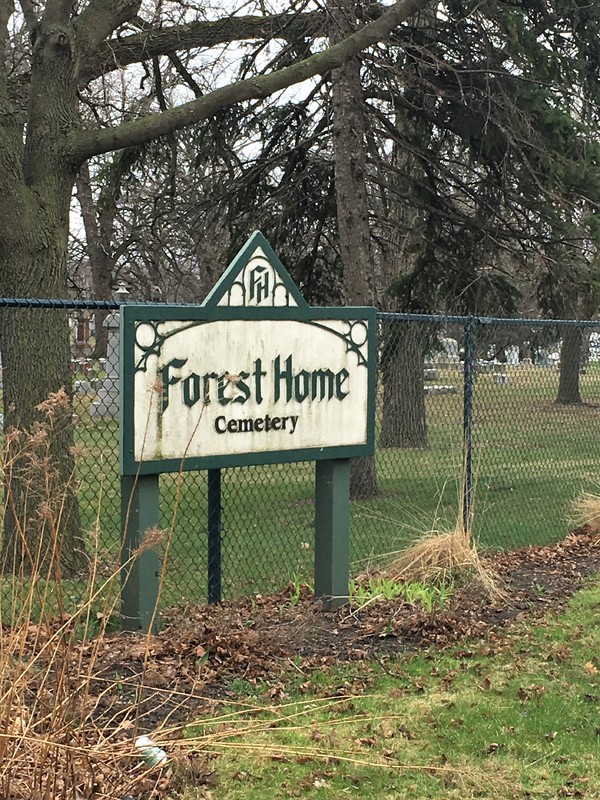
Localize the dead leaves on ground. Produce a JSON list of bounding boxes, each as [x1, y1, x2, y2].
[[7, 528, 600, 798], [78, 527, 600, 721]]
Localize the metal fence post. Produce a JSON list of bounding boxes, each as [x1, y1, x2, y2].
[[207, 468, 222, 604], [463, 317, 476, 533]]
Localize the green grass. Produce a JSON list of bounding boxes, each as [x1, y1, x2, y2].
[[179, 580, 600, 799], [25, 361, 600, 610]]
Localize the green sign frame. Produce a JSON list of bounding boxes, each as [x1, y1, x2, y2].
[[120, 304, 376, 476]]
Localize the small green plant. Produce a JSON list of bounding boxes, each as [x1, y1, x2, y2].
[[289, 573, 310, 607], [350, 576, 407, 607], [415, 583, 454, 614], [350, 576, 453, 613], [403, 581, 427, 605]]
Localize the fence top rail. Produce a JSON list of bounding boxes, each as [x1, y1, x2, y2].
[[377, 311, 600, 329], [0, 297, 119, 310], [1, 298, 599, 330], [0, 298, 199, 310]]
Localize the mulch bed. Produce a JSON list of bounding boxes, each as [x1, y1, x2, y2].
[[87, 525, 600, 725]]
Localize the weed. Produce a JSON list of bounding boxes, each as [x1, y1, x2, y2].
[[350, 576, 453, 614], [375, 464, 505, 604], [289, 573, 308, 607], [0, 393, 172, 798], [350, 576, 406, 607], [570, 489, 600, 534], [416, 583, 454, 614]]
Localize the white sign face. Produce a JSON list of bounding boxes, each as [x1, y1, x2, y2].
[[131, 317, 371, 464]]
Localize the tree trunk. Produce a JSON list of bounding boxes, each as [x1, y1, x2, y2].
[[0, 17, 84, 575], [329, 0, 378, 499], [377, 6, 437, 450], [77, 150, 142, 357], [1, 229, 84, 574], [1, 307, 84, 576], [556, 326, 583, 405], [380, 321, 428, 447], [76, 165, 112, 358]]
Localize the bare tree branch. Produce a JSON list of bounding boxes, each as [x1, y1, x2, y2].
[[168, 53, 202, 97], [79, 11, 325, 84], [74, 0, 142, 55], [67, 0, 434, 162], [17, 0, 38, 36]]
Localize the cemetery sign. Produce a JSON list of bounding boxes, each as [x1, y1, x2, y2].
[[120, 232, 376, 475]]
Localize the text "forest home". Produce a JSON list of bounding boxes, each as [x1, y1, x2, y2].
[[160, 354, 351, 411]]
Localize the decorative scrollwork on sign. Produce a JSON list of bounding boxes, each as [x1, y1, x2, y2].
[[134, 320, 210, 373], [304, 319, 370, 367]]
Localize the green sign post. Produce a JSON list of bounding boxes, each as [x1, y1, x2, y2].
[[119, 232, 376, 631]]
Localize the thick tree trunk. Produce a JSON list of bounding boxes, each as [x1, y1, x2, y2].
[[0, 16, 84, 575], [556, 326, 583, 405], [378, 7, 436, 450], [0, 228, 84, 574], [1, 307, 84, 575], [380, 321, 428, 448], [329, 0, 378, 499]]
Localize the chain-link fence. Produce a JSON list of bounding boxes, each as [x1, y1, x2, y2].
[[357, 314, 600, 565], [1, 300, 598, 611]]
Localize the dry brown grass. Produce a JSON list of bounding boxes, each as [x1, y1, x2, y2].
[[376, 464, 508, 603], [0, 393, 182, 799], [381, 522, 505, 604], [570, 490, 600, 535]]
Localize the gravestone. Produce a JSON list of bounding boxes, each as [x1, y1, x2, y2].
[[424, 384, 458, 395], [505, 345, 520, 365], [74, 380, 93, 396], [90, 286, 129, 418], [439, 337, 459, 364]]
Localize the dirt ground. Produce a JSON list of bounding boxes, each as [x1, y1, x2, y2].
[[89, 525, 600, 723]]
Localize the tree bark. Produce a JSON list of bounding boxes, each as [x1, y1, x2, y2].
[[0, 14, 84, 574], [329, 0, 378, 499], [76, 149, 141, 356], [380, 320, 428, 447], [1, 234, 84, 574], [1, 310, 84, 575], [378, 5, 436, 448], [76, 164, 111, 358], [556, 326, 583, 405]]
